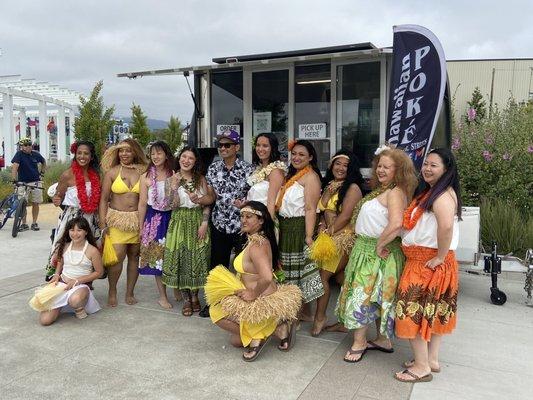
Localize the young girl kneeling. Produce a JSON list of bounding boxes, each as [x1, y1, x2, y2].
[[35, 217, 103, 325]]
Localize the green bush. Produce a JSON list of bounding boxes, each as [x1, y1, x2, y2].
[[480, 198, 532, 259]]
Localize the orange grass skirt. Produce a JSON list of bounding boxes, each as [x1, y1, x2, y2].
[[395, 245, 458, 341]]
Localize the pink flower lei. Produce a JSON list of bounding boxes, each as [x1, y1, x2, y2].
[[149, 166, 169, 210]]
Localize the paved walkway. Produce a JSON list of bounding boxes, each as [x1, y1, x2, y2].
[[0, 216, 531, 399]]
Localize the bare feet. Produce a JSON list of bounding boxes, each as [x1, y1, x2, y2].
[[299, 313, 314, 322], [173, 289, 182, 302], [125, 295, 138, 305], [311, 317, 327, 337], [324, 322, 348, 333], [107, 292, 118, 307], [158, 299, 173, 309]]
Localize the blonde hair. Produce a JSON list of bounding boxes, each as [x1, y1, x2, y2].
[[100, 138, 148, 173], [370, 148, 418, 201]]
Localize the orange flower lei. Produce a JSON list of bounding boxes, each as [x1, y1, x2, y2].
[[403, 190, 430, 230], [275, 165, 312, 211]]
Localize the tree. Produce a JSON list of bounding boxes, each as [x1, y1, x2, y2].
[[465, 86, 487, 123], [161, 116, 183, 154], [130, 103, 152, 148], [73, 80, 115, 157]]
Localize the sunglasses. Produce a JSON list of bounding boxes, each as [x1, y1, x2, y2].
[[217, 142, 235, 149]]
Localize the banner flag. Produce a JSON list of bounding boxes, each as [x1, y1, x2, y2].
[[385, 25, 448, 169]]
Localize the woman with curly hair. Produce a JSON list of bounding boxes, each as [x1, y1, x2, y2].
[[336, 146, 417, 363], [311, 150, 364, 337], [45, 141, 101, 280], [99, 138, 148, 307], [394, 148, 461, 383]]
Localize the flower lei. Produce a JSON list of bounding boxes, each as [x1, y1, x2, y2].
[[179, 174, 199, 193], [247, 160, 287, 186], [149, 166, 169, 210], [403, 190, 430, 230], [275, 165, 312, 211], [351, 183, 395, 225], [325, 179, 343, 195], [71, 160, 100, 213]]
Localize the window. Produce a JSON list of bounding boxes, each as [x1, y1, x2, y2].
[[211, 70, 243, 144]]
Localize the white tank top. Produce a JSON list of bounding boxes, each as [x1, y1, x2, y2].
[[247, 180, 269, 205], [355, 198, 389, 238], [279, 183, 305, 218], [147, 180, 169, 211], [61, 241, 93, 280], [62, 182, 92, 208], [402, 209, 459, 250]]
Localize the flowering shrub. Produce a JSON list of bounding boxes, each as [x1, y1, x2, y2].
[[452, 101, 533, 215]]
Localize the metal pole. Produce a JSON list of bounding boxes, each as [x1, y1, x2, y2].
[[489, 68, 495, 117]]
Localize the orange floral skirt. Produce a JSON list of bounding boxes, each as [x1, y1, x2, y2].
[[395, 245, 458, 341]]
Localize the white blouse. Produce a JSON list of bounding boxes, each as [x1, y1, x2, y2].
[[62, 242, 93, 280], [402, 208, 459, 250], [176, 186, 205, 209], [355, 198, 389, 238], [247, 180, 269, 205], [147, 180, 170, 211], [278, 182, 305, 218], [62, 182, 92, 208]]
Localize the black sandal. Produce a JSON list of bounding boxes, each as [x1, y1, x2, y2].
[[278, 321, 296, 352], [182, 301, 193, 317], [242, 336, 271, 362]]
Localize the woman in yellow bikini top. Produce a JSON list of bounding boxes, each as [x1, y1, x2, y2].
[[99, 138, 148, 307]]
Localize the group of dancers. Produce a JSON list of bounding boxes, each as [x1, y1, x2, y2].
[[30, 128, 461, 382]]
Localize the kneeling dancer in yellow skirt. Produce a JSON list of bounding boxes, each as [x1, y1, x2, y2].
[[205, 201, 302, 362]]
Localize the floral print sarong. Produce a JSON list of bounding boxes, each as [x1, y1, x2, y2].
[[139, 206, 171, 276]]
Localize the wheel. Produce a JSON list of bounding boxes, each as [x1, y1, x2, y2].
[[490, 289, 507, 305], [0, 195, 12, 229], [11, 198, 27, 238]]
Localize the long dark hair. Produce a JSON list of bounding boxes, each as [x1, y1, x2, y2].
[[147, 140, 174, 174], [322, 150, 364, 213], [243, 201, 280, 271], [55, 217, 97, 261], [252, 133, 281, 166], [418, 148, 462, 219], [287, 140, 321, 179], [175, 146, 203, 178], [73, 141, 99, 173]]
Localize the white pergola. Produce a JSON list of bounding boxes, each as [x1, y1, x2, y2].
[[0, 75, 84, 165]]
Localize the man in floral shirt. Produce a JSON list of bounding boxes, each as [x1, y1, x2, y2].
[[200, 129, 254, 317]]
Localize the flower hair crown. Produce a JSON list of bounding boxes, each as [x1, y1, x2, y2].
[[240, 207, 263, 217], [374, 143, 392, 156]]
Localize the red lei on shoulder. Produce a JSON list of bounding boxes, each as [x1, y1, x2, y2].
[[71, 160, 100, 213], [402, 190, 430, 230]]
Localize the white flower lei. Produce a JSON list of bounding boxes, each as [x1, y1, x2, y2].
[[247, 160, 287, 186]]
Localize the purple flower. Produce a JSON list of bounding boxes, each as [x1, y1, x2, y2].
[[528, 145, 533, 154], [386, 316, 395, 338], [352, 304, 378, 325], [502, 152, 512, 161], [451, 137, 461, 150], [484, 135, 494, 145], [482, 150, 493, 162], [467, 108, 477, 121]]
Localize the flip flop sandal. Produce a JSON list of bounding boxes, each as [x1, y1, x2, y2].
[[242, 336, 271, 362], [394, 369, 433, 383], [343, 348, 367, 363], [181, 301, 193, 317], [366, 340, 394, 353], [403, 360, 441, 373], [75, 309, 88, 319], [278, 321, 297, 352], [191, 300, 201, 313]]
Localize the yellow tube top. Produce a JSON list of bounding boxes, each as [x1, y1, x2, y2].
[[111, 167, 140, 194], [318, 192, 339, 212], [233, 250, 252, 275]]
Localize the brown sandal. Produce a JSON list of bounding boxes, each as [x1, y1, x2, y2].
[[191, 299, 201, 313], [394, 369, 433, 383], [181, 301, 193, 317]]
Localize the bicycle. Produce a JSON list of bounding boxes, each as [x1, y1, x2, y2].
[[0, 182, 41, 237]]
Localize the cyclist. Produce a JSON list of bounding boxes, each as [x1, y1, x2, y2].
[[10, 137, 46, 231]]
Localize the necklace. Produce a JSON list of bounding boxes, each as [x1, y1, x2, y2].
[[275, 165, 312, 211], [67, 241, 87, 266], [149, 166, 170, 210], [351, 183, 395, 225], [247, 160, 287, 186], [325, 180, 344, 195], [71, 161, 100, 213], [179, 173, 198, 193], [403, 190, 430, 230]]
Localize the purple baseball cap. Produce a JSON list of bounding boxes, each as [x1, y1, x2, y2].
[[216, 129, 240, 144]]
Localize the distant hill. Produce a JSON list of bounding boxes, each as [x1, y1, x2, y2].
[[120, 117, 168, 131]]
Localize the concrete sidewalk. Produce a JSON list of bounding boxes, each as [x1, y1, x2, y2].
[[0, 219, 532, 400]]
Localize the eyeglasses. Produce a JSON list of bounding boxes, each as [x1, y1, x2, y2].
[[217, 142, 235, 149]]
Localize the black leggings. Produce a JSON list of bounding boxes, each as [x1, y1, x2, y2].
[[209, 223, 245, 270]]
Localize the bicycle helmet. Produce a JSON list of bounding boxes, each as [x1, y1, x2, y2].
[[18, 138, 32, 146]]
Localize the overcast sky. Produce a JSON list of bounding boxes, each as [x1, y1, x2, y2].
[[1, 0, 531, 123]]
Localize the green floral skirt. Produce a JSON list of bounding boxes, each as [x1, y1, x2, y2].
[[335, 235, 404, 338], [162, 207, 210, 290]]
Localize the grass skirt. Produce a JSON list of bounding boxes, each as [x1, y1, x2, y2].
[[335, 235, 404, 338], [162, 207, 210, 289], [205, 265, 302, 347], [139, 206, 171, 276], [395, 245, 458, 341], [44, 206, 100, 278], [29, 282, 101, 314], [106, 208, 139, 244], [278, 216, 324, 303]]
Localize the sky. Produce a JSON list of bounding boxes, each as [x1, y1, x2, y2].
[[1, 0, 531, 123]]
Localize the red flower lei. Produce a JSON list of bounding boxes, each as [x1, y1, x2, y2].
[[71, 160, 100, 213], [403, 190, 430, 230]]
